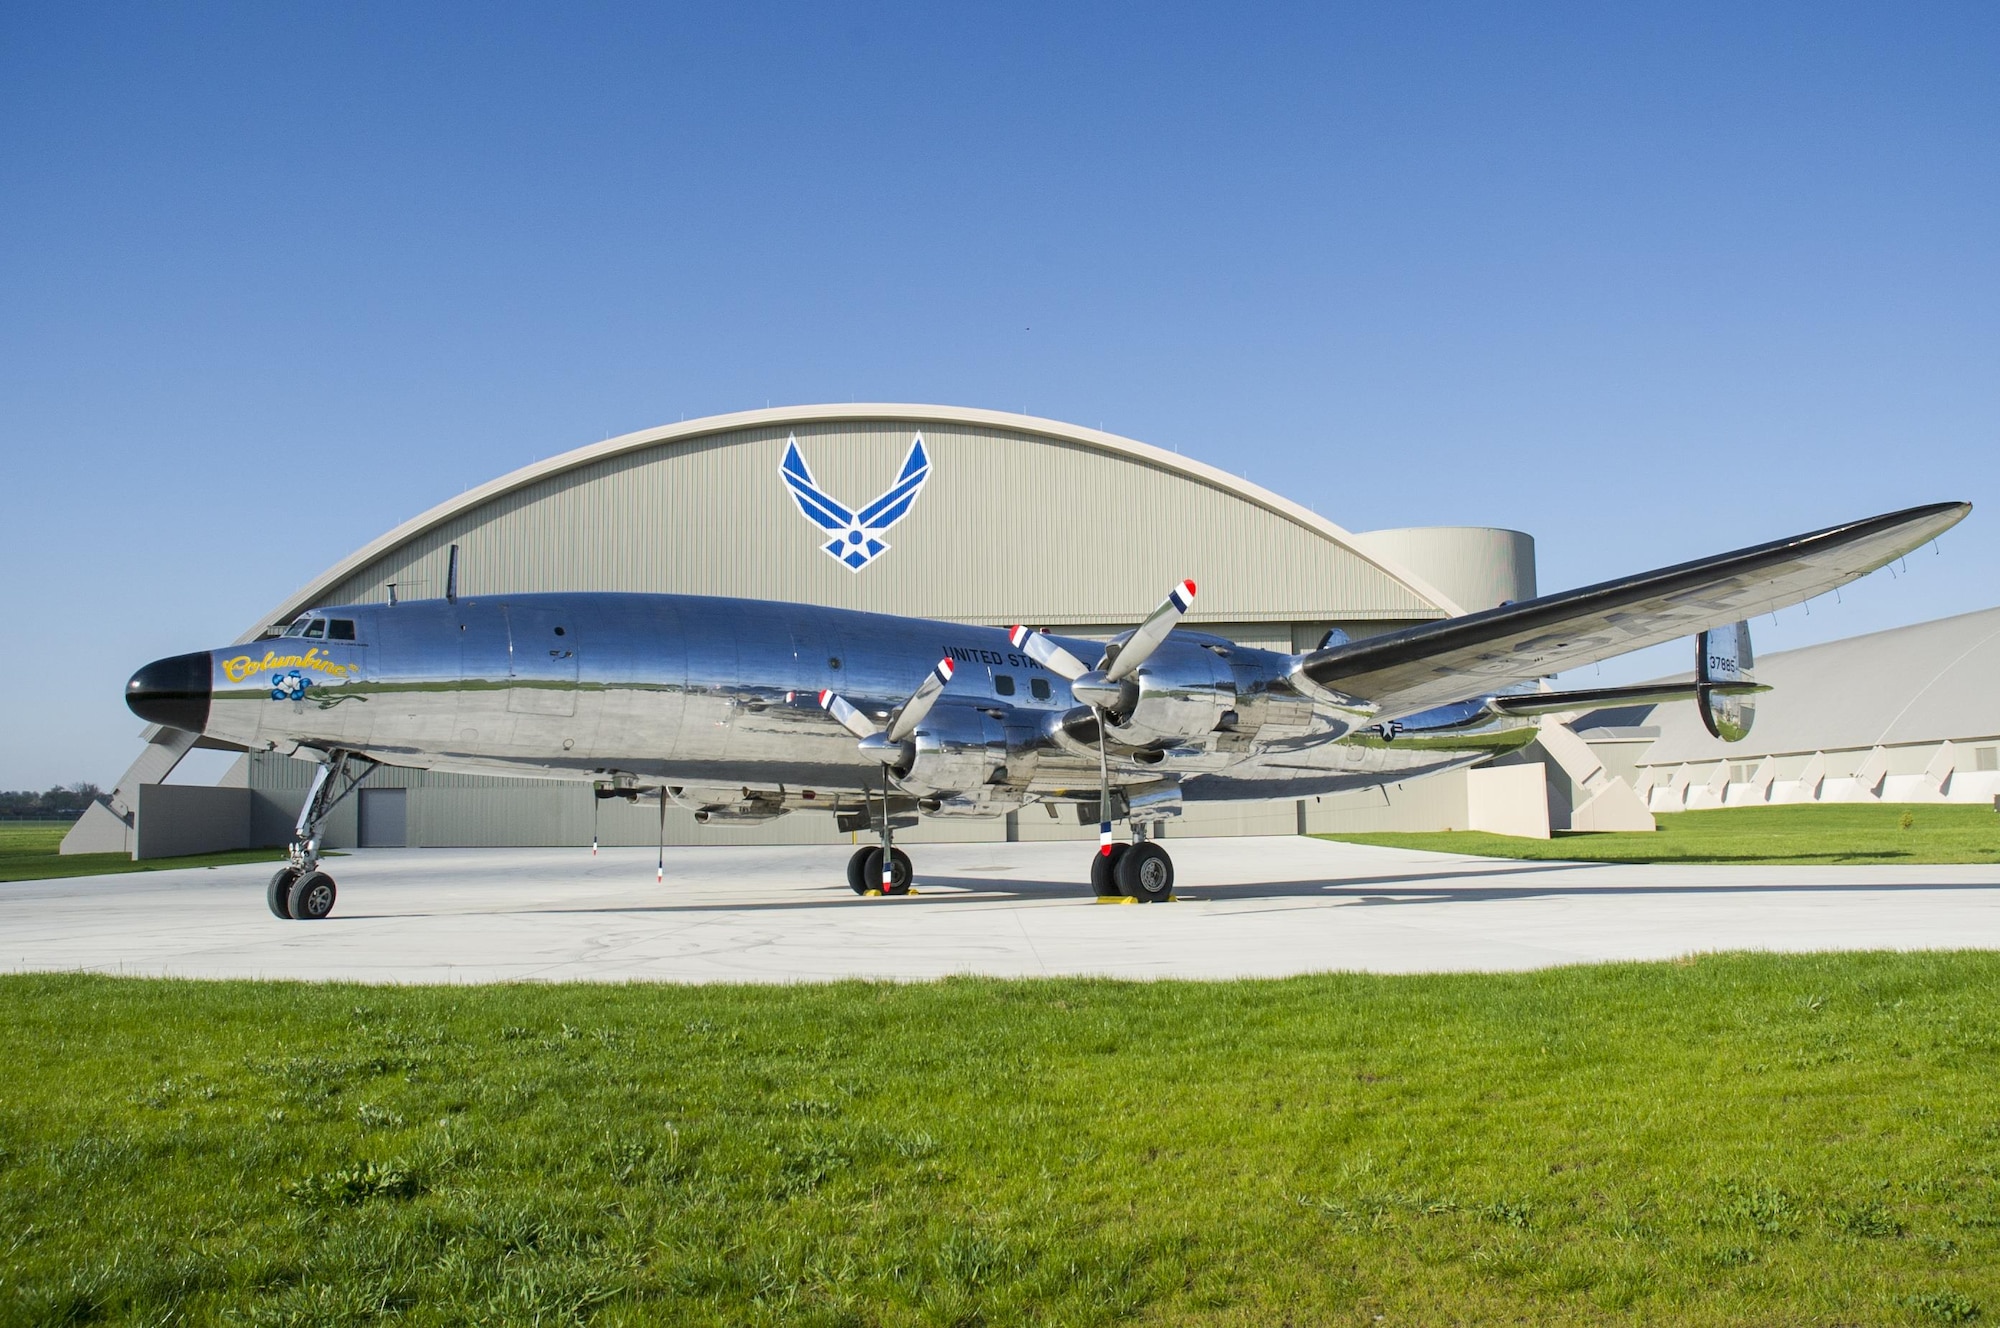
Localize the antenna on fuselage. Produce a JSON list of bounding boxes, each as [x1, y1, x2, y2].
[[445, 545, 460, 604]]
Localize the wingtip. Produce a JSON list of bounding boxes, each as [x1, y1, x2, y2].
[[1894, 499, 1974, 535]]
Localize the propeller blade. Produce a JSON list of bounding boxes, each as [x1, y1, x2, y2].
[[1105, 579, 1196, 681], [817, 689, 879, 740], [886, 658, 956, 743], [1008, 625, 1090, 681]]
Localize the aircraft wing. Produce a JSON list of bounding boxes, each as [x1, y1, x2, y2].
[[1299, 501, 1969, 721]]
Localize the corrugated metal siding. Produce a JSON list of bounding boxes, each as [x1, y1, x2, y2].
[[322, 422, 1441, 625]]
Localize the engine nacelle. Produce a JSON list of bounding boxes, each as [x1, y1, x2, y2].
[[1098, 643, 1237, 747], [889, 703, 1008, 799]]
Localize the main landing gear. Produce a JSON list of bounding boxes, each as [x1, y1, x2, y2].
[[1089, 836, 1175, 903], [847, 845, 913, 895], [844, 781, 917, 896], [268, 750, 376, 921]]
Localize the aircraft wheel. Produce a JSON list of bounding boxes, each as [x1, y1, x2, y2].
[[286, 870, 338, 920], [860, 847, 914, 895], [1115, 842, 1174, 903], [1090, 844, 1129, 898], [266, 867, 301, 919], [846, 846, 873, 895]]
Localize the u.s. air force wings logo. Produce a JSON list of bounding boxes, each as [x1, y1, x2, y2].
[[779, 433, 931, 572]]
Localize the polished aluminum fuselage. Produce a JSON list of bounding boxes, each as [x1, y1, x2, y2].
[[201, 592, 1537, 817]]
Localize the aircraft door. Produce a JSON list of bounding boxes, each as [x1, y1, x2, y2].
[[455, 604, 513, 752]]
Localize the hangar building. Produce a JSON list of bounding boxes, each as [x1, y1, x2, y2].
[[1584, 606, 2000, 812], [69, 404, 1537, 857]]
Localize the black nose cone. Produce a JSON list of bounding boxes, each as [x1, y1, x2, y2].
[[126, 652, 213, 732]]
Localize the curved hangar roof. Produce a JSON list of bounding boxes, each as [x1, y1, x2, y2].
[[248, 404, 1476, 643]]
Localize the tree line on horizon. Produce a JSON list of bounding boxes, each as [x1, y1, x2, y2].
[[0, 784, 104, 820]]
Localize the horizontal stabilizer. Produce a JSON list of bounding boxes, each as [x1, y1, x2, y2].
[[1300, 501, 1967, 721], [1485, 681, 1768, 719]]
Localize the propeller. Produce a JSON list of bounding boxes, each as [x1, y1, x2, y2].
[[818, 657, 957, 757], [1008, 624, 1090, 680], [1008, 578, 1197, 704], [1012, 579, 1198, 860], [1065, 579, 1198, 718], [1106, 579, 1196, 682]]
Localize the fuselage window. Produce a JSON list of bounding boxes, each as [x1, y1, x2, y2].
[[328, 619, 356, 641], [1030, 677, 1051, 700], [303, 619, 327, 639], [994, 674, 1016, 696]]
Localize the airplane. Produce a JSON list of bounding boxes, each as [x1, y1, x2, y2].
[[122, 500, 1969, 920]]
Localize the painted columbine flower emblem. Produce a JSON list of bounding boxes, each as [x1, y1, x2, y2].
[[270, 669, 310, 702]]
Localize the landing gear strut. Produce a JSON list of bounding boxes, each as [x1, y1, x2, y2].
[[268, 750, 376, 921]]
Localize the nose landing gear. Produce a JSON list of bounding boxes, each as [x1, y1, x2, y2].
[[269, 750, 376, 920]]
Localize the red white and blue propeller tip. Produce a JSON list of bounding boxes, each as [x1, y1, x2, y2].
[[1006, 625, 1091, 680], [1169, 579, 1196, 612]]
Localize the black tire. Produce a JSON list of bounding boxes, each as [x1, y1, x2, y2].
[[858, 847, 914, 895], [1090, 844, 1130, 898], [1115, 842, 1174, 903], [846, 846, 873, 895], [267, 867, 301, 919], [287, 870, 337, 920]]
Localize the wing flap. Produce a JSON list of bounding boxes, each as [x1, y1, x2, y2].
[[1300, 501, 1968, 719]]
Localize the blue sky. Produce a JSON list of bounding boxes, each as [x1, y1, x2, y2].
[[2, 3, 1995, 790]]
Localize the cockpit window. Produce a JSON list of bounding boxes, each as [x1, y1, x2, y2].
[[283, 616, 312, 637], [302, 619, 326, 639], [328, 619, 356, 641]]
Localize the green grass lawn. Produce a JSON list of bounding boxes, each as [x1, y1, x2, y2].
[[0, 820, 289, 883], [5, 955, 2000, 1324], [1319, 802, 2000, 866]]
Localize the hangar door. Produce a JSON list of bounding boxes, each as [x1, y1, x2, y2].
[[358, 788, 408, 848]]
